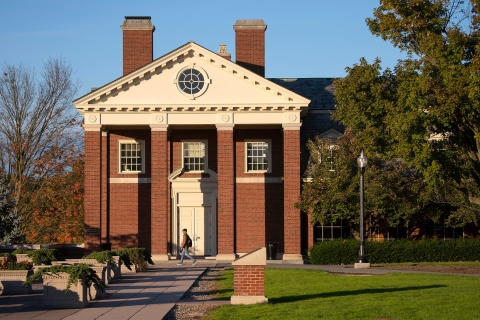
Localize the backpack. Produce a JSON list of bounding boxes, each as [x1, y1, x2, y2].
[[186, 235, 192, 248]]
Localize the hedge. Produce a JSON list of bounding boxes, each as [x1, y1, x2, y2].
[[309, 239, 480, 265]]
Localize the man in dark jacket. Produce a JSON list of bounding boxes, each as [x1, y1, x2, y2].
[[178, 228, 197, 266]]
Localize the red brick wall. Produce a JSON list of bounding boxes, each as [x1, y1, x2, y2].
[[84, 130, 101, 252], [235, 29, 265, 77], [107, 130, 153, 250], [283, 129, 301, 255], [235, 129, 284, 253], [234, 265, 265, 296], [109, 183, 151, 249], [217, 129, 235, 254], [123, 29, 153, 75]]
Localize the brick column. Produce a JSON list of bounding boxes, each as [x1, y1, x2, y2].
[[84, 125, 102, 253], [101, 130, 109, 246], [283, 124, 303, 262], [216, 123, 236, 260], [150, 124, 169, 260]]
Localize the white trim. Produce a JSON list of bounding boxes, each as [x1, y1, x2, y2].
[[236, 177, 282, 183], [282, 123, 302, 130], [175, 64, 210, 100], [181, 140, 208, 172], [83, 124, 102, 131], [109, 178, 151, 183], [244, 139, 272, 173], [171, 179, 218, 257], [118, 140, 145, 174]]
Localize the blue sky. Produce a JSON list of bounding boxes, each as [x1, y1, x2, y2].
[[1, 0, 406, 97]]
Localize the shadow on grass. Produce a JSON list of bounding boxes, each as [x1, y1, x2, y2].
[[269, 285, 446, 304]]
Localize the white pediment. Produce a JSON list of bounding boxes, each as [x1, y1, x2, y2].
[[74, 42, 310, 113]]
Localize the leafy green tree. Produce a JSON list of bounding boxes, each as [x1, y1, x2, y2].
[[333, 0, 480, 225], [296, 130, 451, 237]]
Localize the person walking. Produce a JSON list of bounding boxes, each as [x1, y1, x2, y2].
[[178, 228, 197, 266]]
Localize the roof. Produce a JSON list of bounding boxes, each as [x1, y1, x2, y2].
[[268, 78, 337, 110]]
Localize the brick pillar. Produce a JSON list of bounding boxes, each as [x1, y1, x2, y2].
[[150, 125, 169, 260], [84, 125, 102, 253], [216, 124, 236, 260], [283, 124, 303, 262], [234, 266, 265, 296], [231, 247, 268, 305], [101, 130, 109, 246]]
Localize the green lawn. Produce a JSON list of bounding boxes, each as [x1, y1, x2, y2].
[[205, 267, 480, 320]]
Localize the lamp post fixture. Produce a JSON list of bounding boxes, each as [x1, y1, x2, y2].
[[355, 150, 370, 268]]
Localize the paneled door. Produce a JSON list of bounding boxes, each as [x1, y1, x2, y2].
[[179, 207, 213, 256]]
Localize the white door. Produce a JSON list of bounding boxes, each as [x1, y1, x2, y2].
[[179, 207, 212, 256]]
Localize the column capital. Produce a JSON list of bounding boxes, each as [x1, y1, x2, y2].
[[83, 124, 102, 131], [216, 123, 235, 131], [150, 124, 168, 131], [282, 123, 302, 131]]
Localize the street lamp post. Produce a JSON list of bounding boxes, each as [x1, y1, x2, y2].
[[355, 150, 370, 268]]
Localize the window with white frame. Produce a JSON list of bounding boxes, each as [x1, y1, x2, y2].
[[119, 140, 144, 173], [183, 141, 206, 171], [326, 145, 337, 172], [245, 140, 271, 173]]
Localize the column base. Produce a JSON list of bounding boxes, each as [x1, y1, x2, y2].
[[151, 254, 171, 261], [216, 254, 236, 261], [354, 262, 371, 269], [231, 295, 268, 305], [282, 254, 304, 264]]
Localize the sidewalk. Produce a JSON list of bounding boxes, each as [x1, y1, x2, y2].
[[0, 261, 227, 320], [1, 260, 477, 320]]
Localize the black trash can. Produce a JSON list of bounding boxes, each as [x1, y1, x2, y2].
[[266, 242, 278, 260], [101, 243, 111, 251]]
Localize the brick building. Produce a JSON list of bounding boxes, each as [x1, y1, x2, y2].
[[74, 17, 340, 262]]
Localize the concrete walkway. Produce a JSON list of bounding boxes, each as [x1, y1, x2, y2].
[[0, 260, 227, 320], [1, 260, 477, 319]]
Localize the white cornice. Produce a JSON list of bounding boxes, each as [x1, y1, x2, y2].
[[77, 104, 307, 113]]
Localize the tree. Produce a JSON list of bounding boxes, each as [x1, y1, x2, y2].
[[296, 130, 451, 237], [26, 154, 84, 244], [0, 58, 82, 234], [0, 176, 24, 244], [333, 0, 480, 225]]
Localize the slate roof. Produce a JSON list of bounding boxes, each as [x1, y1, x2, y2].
[[269, 78, 336, 110], [270, 78, 344, 146]]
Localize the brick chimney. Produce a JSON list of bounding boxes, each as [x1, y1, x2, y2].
[[233, 20, 267, 77], [121, 16, 155, 75], [218, 44, 231, 61]]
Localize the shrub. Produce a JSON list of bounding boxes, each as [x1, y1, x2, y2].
[[26, 248, 64, 265], [85, 250, 115, 264], [122, 248, 154, 272], [12, 249, 32, 255], [309, 239, 480, 265], [111, 249, 133, 270], [0, 260, 33, 270], [24, 263, 106, 292]]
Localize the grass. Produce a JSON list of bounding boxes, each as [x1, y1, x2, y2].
[[205, 267, 480, 320], [374, 261, 480, 267]]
